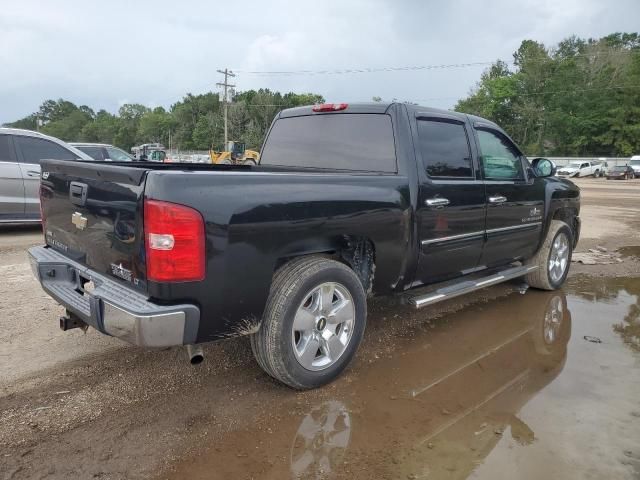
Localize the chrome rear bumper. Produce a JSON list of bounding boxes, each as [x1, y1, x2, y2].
[[28, 245, 200, 347]]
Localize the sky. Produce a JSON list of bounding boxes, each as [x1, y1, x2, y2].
[[1, 0, 639, 124]]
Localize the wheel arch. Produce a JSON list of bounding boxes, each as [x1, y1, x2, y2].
[[274, 235, 376, 295]]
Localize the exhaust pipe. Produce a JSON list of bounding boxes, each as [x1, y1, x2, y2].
[[186, 344, 204, 365]]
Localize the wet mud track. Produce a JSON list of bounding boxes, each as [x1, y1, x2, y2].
[[2, 180, 640, 480], [162, 276, 640, 480]]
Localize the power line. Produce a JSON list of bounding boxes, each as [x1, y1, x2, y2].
[[234, 61, 494, 76], [408, 84, 640, 103], [232, 51, 635, 77]]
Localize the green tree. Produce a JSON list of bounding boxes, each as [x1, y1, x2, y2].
[[456, 32, 640, 156]]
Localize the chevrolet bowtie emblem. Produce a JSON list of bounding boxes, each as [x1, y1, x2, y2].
[[71, 212, 88, 230]]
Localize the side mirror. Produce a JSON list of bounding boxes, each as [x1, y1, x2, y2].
[[531, 157, 556, 178]]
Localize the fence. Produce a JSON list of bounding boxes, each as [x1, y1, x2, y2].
[[163, 150, 634, 168], [536, 157, 632, 167]]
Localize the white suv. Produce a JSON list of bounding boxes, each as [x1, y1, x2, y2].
[[0, 128, 91, 223]]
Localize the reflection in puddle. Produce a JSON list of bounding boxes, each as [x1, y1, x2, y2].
[[167, 277, 640, 480], [290, 401, 350, 479]]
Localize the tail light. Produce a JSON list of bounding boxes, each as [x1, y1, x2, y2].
[[312, 103, 348, 112], [144, 199, 205, 282]]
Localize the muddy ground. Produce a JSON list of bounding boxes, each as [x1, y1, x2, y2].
[[1, 178, 640, 480]]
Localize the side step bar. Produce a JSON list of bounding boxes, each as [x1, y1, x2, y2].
[[405, 265, 538, 309]]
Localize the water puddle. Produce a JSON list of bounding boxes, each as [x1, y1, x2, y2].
[[166, 276, 640, 480], [618, 246, 640, 261]]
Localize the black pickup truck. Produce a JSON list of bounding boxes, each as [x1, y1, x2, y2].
[[29, 102, 580, 389]]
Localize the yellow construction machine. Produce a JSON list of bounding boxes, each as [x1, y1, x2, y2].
[[210, 141, 259, 165]]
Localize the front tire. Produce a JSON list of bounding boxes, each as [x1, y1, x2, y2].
[[251, 256, 367, 389], [525, 220, 573, 290]]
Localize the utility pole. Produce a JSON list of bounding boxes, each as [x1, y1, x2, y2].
[[216, 68, 235, 147]]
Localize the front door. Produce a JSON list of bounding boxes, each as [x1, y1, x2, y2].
[[474, 126, 544, 268], [414, 116, 486, 285], [0, 135, 25, 220]]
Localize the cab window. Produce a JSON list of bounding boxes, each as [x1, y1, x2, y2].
[[476, 129, 525, 180], [416, 119, 473, 178]]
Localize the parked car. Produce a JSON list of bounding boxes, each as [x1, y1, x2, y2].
[[606, 165, 635, 180], [0, 128, 91, 223], [597, 158, 609, 177], [70, 143, 133, 162], [629, 155, 640, 178], [556, 160, 601, 178], [29, 102, 581, 389]]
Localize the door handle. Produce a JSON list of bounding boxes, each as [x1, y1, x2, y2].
[[488, 195, 507, 204], [425, 197, 450, 207], [27, 171, 40, 177]]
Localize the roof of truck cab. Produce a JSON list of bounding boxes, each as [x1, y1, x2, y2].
[[277, 103, 501, 129]]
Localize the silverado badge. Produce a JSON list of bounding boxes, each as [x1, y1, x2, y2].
[[71, 212, 88, 230]]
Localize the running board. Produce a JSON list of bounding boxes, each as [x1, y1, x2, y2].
[[405, 265, 537, 309]]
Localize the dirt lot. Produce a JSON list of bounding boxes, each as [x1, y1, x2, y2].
[[1, 178, 640, 480]]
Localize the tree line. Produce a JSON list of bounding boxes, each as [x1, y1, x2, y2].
[[4, 90, 323, 152], [455, 32, 640, 156], [4, 32, 639, 156]]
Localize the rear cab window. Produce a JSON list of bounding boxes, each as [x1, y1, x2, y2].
[[260, 114, 397, 173], [416, 119, 473, 178]]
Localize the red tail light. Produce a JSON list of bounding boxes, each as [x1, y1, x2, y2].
[[144, 199, 205, 282], [312, 103, 348, 112]]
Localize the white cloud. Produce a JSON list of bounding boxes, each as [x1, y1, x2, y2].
[[0, 0, 638, 123]]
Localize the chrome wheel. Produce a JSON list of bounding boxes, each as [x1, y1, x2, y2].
[[292, 282, 355, 371], [543, 296, 563, 344], [548, 232, 570, 284]]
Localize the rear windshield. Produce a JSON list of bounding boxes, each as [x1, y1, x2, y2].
[[260, 114, 397, 173]]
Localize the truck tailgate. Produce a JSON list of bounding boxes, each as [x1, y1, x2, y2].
[[40, 160, 148, 292]]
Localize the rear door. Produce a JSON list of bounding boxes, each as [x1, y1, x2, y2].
[[474, 126, 544, 268], [414, 115, 486, 284], [14, 135, 80, 217], [0, 135, 25, 220]]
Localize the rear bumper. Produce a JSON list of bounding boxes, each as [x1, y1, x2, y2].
[[28, 245, 200, 347]]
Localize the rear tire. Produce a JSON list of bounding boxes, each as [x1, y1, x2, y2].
[[525, 220, 573, 290], [251, 256, 367, 389]]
